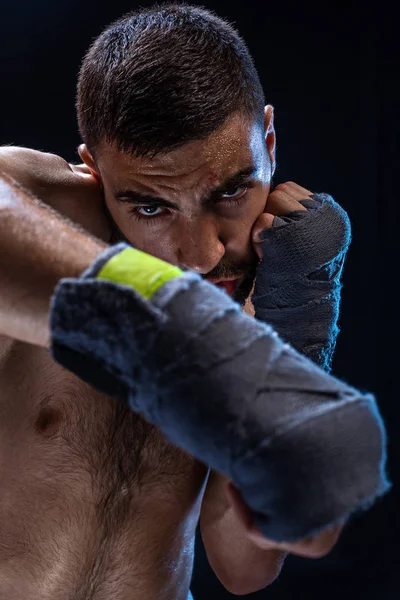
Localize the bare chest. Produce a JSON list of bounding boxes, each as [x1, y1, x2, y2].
[[0, 340, 207, 535]]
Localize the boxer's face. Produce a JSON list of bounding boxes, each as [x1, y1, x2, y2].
[[80, 106, 275, 305]]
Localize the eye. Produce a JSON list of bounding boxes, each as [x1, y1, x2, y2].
[[220, 185, 248, 199], [137, 205, 164, 216], [218, 184, 253, 207], [128, 204, 169, 221]]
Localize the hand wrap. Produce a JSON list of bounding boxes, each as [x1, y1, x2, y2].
[[49, 243, 389, 542], [252, 193, 351, 371]]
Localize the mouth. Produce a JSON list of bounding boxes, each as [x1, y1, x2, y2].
[[207, 278, 240, 297]]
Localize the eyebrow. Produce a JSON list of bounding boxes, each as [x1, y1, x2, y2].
[[114, 164, 258, 209]]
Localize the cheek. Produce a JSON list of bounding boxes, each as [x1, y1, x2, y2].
[[226, 188, 270, 251], [114, 215, 176, 263], [256, 182, 271, 213], [234, 188, 270, 235], [135, 236, 176, 264]]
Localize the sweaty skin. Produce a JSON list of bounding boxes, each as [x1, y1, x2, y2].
[[0, 107, 344, 599]]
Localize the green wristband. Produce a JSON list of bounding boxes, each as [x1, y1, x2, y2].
[[96, 247, 183, 300]]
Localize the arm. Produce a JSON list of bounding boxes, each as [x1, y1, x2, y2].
[[0, 146, 109, 241], [0, 168, 106, 346], [50, 242, 387, 545], [200, 470, 287, 595], [251, 182, 350, 372], [200, 471, 343, 595], [1, 155, 387, 552], [199, 183, 350, 593]]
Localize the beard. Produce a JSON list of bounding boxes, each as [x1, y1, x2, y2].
[[233, 266, 258, 307], [204, 255, 259, 308]]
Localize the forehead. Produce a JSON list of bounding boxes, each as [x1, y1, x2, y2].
[[96, 112, 265, 185]]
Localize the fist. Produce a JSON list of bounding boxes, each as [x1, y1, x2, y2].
[[252, 182, 312, 259], [249, 182, 351, 369]]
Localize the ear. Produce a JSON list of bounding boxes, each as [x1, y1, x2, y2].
[[78, 144, 102, 185], [264, 105, 276, 176]]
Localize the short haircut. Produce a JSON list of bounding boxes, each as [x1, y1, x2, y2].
[[76, 2, 265, 159]]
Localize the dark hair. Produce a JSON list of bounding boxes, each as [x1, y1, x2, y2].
[[76, 2, 265, 159]]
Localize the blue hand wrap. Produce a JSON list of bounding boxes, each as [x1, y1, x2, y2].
[[252, 193, 351, 371], [49, 243, 389, 542]]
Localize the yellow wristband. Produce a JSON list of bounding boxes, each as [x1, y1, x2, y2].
[[96, 247, 183, 300]]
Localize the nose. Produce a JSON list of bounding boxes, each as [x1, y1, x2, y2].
[[176, 215, 225, 275]]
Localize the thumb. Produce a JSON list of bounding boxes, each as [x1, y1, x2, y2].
[[252, 212, 275, 259]]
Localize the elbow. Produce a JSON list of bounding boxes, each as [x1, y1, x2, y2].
[[212, 550, 286, 596], [221, 561, 285, 596]]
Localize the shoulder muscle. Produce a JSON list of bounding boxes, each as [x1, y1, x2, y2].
[[0, 146, 109, 241]]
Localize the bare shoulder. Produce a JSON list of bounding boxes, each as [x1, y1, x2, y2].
[[0, 145, 110, 241], [0, 146, 80, 193], [0, 147, 110, 357], [0, 334, 13, 361]]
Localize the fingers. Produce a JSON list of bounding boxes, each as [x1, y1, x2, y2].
[[251, 181, 313, 256], [246, 519, 345, 559], [265, 182, 312, 217], [252, 213, 275, 257], [227, 480, 345, 559], [277, 522, 345, 559]]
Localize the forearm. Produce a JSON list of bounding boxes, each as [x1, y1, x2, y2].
[[50, 243, 389, 541], [252, 194, 351, 371], [254, 276, 342, 370], [200, 470, 287, 594], [0, 174, 106, 347]]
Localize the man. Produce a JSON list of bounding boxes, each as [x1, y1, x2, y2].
[[0, 3, 388, 599]]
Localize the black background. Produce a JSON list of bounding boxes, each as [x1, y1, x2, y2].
[[1, 1, 398, 598]]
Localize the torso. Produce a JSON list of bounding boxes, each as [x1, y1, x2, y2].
[[0, 167, 209, 599]]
